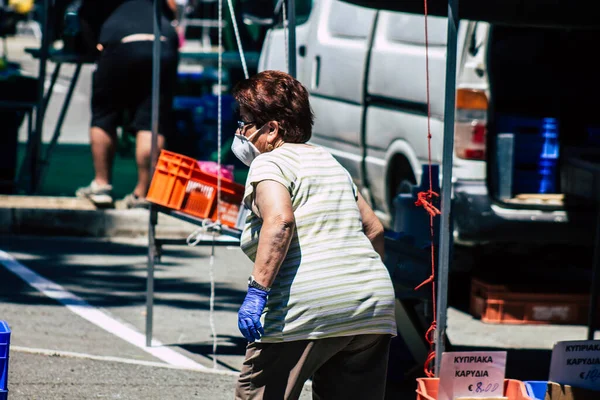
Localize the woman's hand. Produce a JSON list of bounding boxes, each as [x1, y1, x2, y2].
[[238, 287, 268, 342]]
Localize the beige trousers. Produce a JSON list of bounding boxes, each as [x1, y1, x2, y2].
[[234, 334, 392, 400]]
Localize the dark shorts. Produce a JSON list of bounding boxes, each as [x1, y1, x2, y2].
[[91, 40, 178, 137]]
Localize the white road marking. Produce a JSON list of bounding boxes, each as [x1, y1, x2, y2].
[[10, 346, 239, 376], [0, 250, 208, 371]]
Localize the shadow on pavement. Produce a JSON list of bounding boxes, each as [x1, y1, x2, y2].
[[177, 335, 248, 357], [0, 236, 246, 312]]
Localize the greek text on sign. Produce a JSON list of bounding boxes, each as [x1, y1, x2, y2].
[[438, 351, 507, 400], [549, 340, 600, 391]]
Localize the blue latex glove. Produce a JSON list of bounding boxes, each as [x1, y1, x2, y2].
[[238, 287, 268, 342]]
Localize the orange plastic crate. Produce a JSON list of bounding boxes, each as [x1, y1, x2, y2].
[[469, 277, 590, 325], [146, 150, 245, 228], [416, 378, 534, 400]]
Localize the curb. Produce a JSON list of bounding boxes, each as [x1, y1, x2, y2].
[[0, 196, 201, 238]]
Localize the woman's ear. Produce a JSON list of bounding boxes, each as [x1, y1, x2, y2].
[[266, 121, 281, 144], [267, 121, 279, 135]]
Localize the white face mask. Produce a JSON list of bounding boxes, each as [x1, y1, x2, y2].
[[231, 131, 261, 166]]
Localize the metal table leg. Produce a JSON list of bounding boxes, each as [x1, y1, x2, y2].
[[28, 0, 52, 194], [146, 0, 163, 348], [146, 207, 158, 347], [44, 62, 62, 111], [35, 63, 83, 189]]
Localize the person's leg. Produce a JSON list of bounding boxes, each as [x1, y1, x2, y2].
[[77, 94, 119, 204], [90, 126, 117, 186], [77, 43, 125, 206], [75, 124, 116, 206], [311, 334, 392, 400], [133, 130, 165, 198], [235, 337, 353, 400]]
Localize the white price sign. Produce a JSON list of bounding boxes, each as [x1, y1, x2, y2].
[[549, 340, 600, 391], [438, 351, 507, 400]]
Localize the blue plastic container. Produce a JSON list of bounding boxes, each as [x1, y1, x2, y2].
[[538, 117, 559, 193], [175, 68, 222, 97], [496, 114, 546, 164], [0, 320, 10, 398], [524, 380, 548, 400], [392, 164, 440, 249], [496, 114, 561, 194], [586, 125, 600, 146], [172, 94, 238, 160]]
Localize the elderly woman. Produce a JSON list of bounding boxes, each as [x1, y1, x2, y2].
[[232, 70, 397, 400]]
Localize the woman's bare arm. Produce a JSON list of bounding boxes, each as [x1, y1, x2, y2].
[[357, 192, 385, 259], [252, 180, 296, 288]]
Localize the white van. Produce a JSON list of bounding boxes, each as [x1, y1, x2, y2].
[[248, 0, 598, 246]]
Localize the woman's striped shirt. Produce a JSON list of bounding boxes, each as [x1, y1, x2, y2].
[[240, 143, 397, 342]]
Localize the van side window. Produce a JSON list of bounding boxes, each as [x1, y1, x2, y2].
[[328, 1, 372, 39], [273, 0, 313, 27], [384, 12, 447, 46]]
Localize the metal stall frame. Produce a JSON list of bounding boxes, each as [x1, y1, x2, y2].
[[341, 0, 600, 375], [15, 0, 91, 194], [147, 0, 600, 377], [145, 0, 297, 347]]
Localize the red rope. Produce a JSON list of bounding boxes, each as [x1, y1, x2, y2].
[[414, 0, 440, 379]]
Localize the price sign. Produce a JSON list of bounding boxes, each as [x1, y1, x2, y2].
[[549, 340, 600, 391], [438, 351, 507, 400]]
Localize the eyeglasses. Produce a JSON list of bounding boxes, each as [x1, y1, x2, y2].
[[237, 120, 256, 131]]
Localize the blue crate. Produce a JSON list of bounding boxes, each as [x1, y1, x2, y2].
[[384, 233, 432, 300], [496, 114, 551, 166], [0, 389, 6, 400], [0, 321, 10, 392], [587, 126, 600, 146], [524, 381, 547, 400], [513, 134, 545, 167], [392, 164, 440, 249], [175, 68, 222, 97], [512, 168, 543, 195], [172, 94, 238, 160]]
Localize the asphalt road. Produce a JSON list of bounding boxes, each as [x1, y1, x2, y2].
[[0, 235, 596, 399], [0, 235, 314, 399], [9, 351, 241, 400]]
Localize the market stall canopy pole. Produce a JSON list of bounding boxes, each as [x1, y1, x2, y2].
[[339, 0, 458, 376], [287, 0, 296, 78], [342, 0, 600, 366], [434, 0, 458, 377], [146, 0, 163, 347]]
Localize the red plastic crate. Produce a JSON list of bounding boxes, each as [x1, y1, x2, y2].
[[416, 378, 534, 400], [469, 277, 590, 325], [146, 150, 245, 228]]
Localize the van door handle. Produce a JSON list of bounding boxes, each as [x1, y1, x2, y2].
[[312, 55, 321, 89], [298, 45, 306, 57]]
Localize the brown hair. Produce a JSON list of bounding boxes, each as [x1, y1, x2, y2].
[[232, 70, 314, 143]]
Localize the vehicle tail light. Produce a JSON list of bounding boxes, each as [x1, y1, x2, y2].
[[455, 89, 488, 160]]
